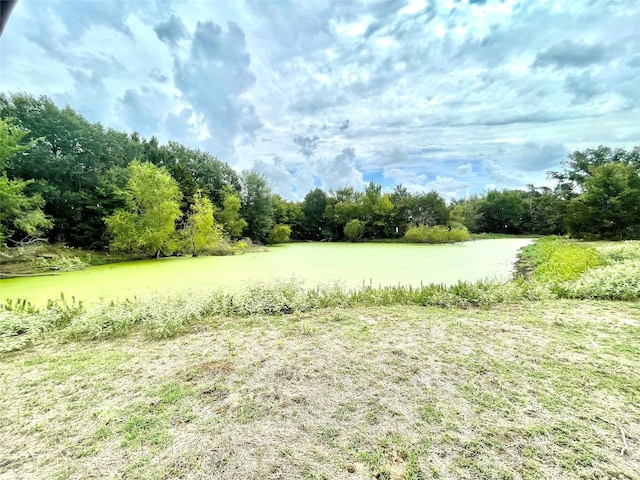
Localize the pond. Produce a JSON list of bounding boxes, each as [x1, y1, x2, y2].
[[0, 239, 533, 307]]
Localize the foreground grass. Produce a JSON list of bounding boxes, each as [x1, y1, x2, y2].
[[1, 300, 639, 479]]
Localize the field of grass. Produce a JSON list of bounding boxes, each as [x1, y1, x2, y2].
[[1, 238, 639, 479], [1, 301, 638, 479]]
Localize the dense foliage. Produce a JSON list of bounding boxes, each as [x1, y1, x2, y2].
[[1, 92, 639, 254], [404, 225, 470, 244]]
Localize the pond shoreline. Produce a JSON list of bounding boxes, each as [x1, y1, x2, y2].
[[1, 239, 535, 306]]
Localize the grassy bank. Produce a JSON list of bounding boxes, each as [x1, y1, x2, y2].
[[1, 301, 638, 479]]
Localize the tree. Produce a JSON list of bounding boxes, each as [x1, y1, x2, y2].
[[521, 186, 566, 235], [0, 175, 52, 244], [302, 188, 327, 240], [0, 117, 52, 244], [240, 171, 273, 242], [268, 224, 291, 244], [105, 161, 182, 257], [411, 191, 449, 226], [344, 219, 365, 241], [478, 189, 525, 234], [324, 186, 362, 240], [549, 146, 640, 199], [361, 182, 393, 238], [566, 163, 640, 239], [180, 190, 223, 256], [150, 141, 240, 208], [0, 93, 140, 248], [449, 196, 484, 233], [217, 185, 247, 239], [388, 185, 412, 237]]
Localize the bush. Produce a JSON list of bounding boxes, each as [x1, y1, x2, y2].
[[268, 224, 291, 244], [33, 255, 87, 272], [404, 225, 470, 243], [230, 239, 250, 254], [344, 219, 365, 241]]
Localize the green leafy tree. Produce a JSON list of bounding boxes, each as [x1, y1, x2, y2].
[[0, 175, 52, 244], [549, 146, 640, 200], [388, 185, 412, 237], [449, 196, 484, 233], [478, 189, 525, 234], [566, 163, 640, 239], [325, 186, 362, 240], [361, 182, 394, 238], [180, 190, 223, 256], [105, 161, 182, 257], [268, 224, 291, 244], [521, 186, 566, 235], [344, 219, 365, 241], [148, 141, 240, 208], [302, 188, 327, 240], [0, 93, 140, 248], [217, 185, 247, 239], [0, 117, 52, 244], [411, 191, 450, 226], [240, 171, 273, 242]]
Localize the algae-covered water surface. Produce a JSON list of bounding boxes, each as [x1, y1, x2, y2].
[[1, 239, 533, 306]]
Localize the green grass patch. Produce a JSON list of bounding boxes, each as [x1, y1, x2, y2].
[[520, 236, 605, 283]]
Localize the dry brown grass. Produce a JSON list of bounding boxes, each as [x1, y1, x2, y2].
[[1, 300, 639, 479]]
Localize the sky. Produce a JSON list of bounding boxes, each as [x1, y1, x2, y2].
[[1, 0, 638, 201]]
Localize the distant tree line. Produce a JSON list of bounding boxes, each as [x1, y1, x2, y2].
[[1, 93, 639, 255]]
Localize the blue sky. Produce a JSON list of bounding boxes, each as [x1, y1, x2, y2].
[[1, 0, 638, 200]]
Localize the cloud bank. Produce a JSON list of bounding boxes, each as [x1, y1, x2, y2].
[[1, 0, 638, 200]]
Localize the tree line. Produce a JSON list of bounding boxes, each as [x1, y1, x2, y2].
[[1, 93, 639, 256]]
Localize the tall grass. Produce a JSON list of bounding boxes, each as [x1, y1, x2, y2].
[[1, 277, 550, 351]]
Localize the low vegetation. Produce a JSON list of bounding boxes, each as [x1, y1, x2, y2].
[[404, 224, 470, 243], [1, 300, 638, 479]]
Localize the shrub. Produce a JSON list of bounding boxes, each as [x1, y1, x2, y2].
[[0, 311, 50, 352], [404, 225, 469, 243], [268, 224, 291, 244], [0, 294, 85, 352], [230, 239, 250, 254], [209, 238, 233, 256], [34, 255, 87, 272], [344, 219, 365, 241]]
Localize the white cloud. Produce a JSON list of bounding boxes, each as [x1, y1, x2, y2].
[[456, 163, 473, 177]]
